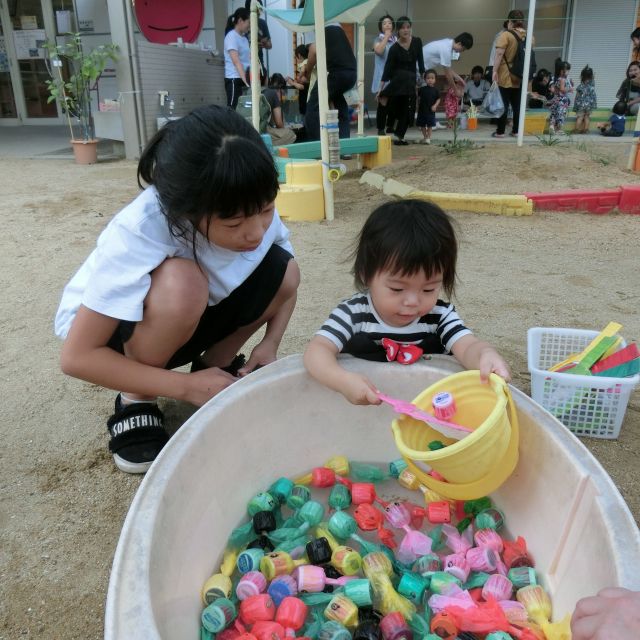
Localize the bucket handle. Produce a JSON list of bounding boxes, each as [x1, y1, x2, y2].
[[501, 379, 519, 434]]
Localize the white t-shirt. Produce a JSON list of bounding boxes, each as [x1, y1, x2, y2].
[[54, 187, 293, 339], [224, 29, 250, 78], [422, 38, 454, 71]]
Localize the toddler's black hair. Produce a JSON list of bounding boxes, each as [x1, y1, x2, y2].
[[580, 65, 594, 83], [378, 14, 395, 33], [424, 68, 438, 80], [352, 200, 458, 298], [471, 65, 484, 76], [138, 105, 278, 252], [613, 100, 627, 116], [554, 57, 571, 76], [295, 44, 308, 59]]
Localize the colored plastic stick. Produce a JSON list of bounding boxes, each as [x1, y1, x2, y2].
[[377, 393, 472, 440], [564, 336, 618, 376], [592, 359, 640, 378], [591, 343, 639, 374], [548, 322, 622, 372]]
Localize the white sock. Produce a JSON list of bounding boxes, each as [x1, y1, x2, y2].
[[120, 393, 158, 406]]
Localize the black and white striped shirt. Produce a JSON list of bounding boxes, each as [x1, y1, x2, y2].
[[317, 292, 471, 353]]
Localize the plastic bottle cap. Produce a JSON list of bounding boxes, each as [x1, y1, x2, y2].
[[432, 392, 456, 420], [253, 511, 277, 534], [247, 536, 275, 552], [307, 537, 333, 565]]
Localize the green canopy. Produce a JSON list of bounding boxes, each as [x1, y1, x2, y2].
[[266, 0, 381, 32]]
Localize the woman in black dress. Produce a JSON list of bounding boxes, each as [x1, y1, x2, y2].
[[377, 16, 424, 145]]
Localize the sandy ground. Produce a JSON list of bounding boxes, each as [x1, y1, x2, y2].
[[1, 139, 639, 639]]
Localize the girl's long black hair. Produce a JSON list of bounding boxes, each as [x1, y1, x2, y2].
[[138, 105, 279, 255]]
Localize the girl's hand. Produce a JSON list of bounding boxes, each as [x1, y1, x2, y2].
[[341, 372, 382, 406], [186, 368, 237, 406], [571, 588, 640, 640], [238, 338, 278, 376], [478, 347, 511, 383]]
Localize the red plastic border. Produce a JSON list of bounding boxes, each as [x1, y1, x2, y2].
[[523, 185, 640, 215]]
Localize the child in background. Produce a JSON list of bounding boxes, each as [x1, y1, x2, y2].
[[464, 65, 490, 107], [444, 84, 464, 127], [417, 69, 441, 144], [597, 101, 626, 137], [573, 65, 597, 133], [548, 58, 573, 134], [286, 44, 309, 116], [303, 200, 511, 406], [54, 105, 300, 473]]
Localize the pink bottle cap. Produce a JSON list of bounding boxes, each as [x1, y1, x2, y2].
[[432, 392, 456, 420], [293, 565, 325, 593], [236, 571, 268, 600]]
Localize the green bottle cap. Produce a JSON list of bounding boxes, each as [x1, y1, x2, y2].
[[343, 578, 373, 607], [397, 572, 428, 604], [300, 500, 326, 526], [328, 483, 352, 510], [328, 510, 357, 540], [269, 477, 294, 504], [428, 440, 446, 450], [389, 459, 408, 478]]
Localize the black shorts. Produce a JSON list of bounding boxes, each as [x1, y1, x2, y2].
[[416, 112, 436, 128], [108, 244, 293, 369]]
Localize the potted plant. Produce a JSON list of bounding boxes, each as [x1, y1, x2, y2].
[[44, 33, 118, 164]]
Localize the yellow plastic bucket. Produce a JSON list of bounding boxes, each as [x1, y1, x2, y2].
[[391, 371, 519, 500]]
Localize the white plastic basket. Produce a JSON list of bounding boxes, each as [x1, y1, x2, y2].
[[527, 327, 639, 439]]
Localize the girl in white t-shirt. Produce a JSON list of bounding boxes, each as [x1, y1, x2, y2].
[[224, 8, 251, 109], [55, 105, 299, 474]]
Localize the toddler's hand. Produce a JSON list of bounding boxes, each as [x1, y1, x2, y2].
[[187, 368, 237, 406], [342, 372, 382, 406], [478, 347, 511, 383]]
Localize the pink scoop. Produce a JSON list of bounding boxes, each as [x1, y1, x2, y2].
[[377, 392, 472, 441]]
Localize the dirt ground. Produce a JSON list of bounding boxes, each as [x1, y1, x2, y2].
[[1, 139, 639, 639]]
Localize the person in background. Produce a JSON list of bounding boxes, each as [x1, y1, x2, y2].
[[631, 27, 640, 62], [597, 100, 626, 137], [244, 0, 272, 85], [548, 58, 573, 134], [224, 8, 251, 109], [616, 60, 640, 115], [573, 65, 597, 134], [486, 21, 509, 81], [422, 33, 473, 91], [372, 14, 397, 135], [304, 23, 357, 140], [378, 16, 424, 146], [417, 69, 440, 144], [528, 68, 552, 108], [286, 45, 309, 116], [464, 65, 490, 106], [263, 73, 297, 146], [492, 9, 531, 138], [571, 588, 640, 639]]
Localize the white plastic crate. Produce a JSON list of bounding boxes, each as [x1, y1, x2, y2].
[[527, 327, 639, 439]]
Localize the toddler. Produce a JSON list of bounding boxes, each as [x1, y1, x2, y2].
[[573, 65, 597, 133], [304, 200, 510, 405], [416, 69, 441, 144], [548, 58, 573, 134], [597, 101, 626, 137]]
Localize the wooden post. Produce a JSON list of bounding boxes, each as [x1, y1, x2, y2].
[[357, 22, 365, 138]]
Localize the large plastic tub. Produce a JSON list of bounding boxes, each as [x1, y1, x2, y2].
[[105, 356, 640, 639]]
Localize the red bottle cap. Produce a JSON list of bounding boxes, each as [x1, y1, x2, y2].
[[239, 594, 276, 625], [311, 467, 336, 488], [427, 501, 451, 524], [351, 483, 377, 505], [251, 622, 285, 640], [275, 596, 308, 630]]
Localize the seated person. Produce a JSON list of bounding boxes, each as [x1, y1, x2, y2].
[[464, 65, 490, 106], [529, 68, 552, 108], [597, 100, 626, 137], [262, 73, 297, 146]]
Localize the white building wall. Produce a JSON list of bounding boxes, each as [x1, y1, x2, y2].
[[568, 0, 639, 109]]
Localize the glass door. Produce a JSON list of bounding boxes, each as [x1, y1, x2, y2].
[[0, 0, 62, 123], [0, 8, 18, 118]]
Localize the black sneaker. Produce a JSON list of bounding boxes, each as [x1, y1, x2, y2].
[[377, 129, 385, 136], [107, 395, 169, 474], [191, 353, 246, 376], [393, 139, 409, 146]]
